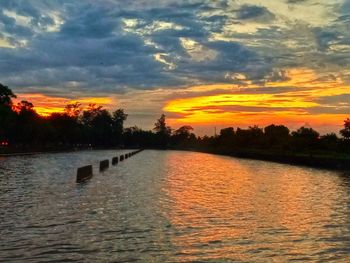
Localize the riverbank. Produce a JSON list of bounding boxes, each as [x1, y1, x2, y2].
[[0, 146, 131, 157], [193, 148, 350, 171], [2, 146, 350, 171]]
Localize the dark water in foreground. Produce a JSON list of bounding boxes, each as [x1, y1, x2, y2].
[[1, 150, 350, 262]]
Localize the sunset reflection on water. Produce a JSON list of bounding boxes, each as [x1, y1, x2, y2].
[[162, 151, 350, 261], [1, 150, 349, 262]]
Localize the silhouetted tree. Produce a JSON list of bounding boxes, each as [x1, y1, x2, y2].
[[48, 112, 82, 145], [292, 126, 319, 139], [154, 114, 171, 134], [14, 101, 43, 145], [340, 118, 350, 140], [220, 127, 235, 138], [320, 133, 338, 151], [112, 109, 128, 145], [0, 104, 16, 142], [123, 126, 157, 148], [0, 83, 16, 105], [235, 126, 264, 148], [291, 126, 320, 150], [264, 124, 290, 149], [64, 102, 82, 118], [81, 105, 113, 146], [171, 125, 195, 147], [174, 125, 193, 136], [0, 83, 16, 143], [154, 114, 171, 147], [217, 127, 235, 150], [0, 83, 17, 143]]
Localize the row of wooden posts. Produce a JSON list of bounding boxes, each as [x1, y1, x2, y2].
[[76, 149, 143, 183]]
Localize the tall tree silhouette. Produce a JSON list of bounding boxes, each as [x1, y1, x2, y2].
[[14, 101, 42, 145], [81, 104, 113, 146], [264, 124, 290, 149], [112, 109, 128, 145], [340, 118, 350, 140], [291, 126, 320, 150], [0, 83, 16, 105], [172, 125, 195, 146], [154, 114, 171, 148], [0, 83, 17, 143], [64, 102, 82, 118]]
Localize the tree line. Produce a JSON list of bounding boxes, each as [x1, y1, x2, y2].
[[1, 83, 350, 155], [0, 83, 128, 151]]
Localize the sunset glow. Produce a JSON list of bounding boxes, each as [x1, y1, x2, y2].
[[14, 94, 114, 116], [162, 67, 350, 132]]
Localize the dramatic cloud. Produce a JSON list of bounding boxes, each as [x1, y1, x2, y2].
[[0, 0, 349, 133]]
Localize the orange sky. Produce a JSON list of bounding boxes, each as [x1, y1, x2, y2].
[[14, 68, 350, 135], [163, 68, 350, 134], [14, 94, 114, 116]]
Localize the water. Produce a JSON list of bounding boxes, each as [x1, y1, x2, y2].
[[1, 150, 350, 262]]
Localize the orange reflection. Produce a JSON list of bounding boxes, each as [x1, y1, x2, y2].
[[162, 151, 341, 261]]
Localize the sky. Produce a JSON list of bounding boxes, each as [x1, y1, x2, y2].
[[0, 0, 350, 135]]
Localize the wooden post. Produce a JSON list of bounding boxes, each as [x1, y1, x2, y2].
[[99, 159, 109, 171], [120, 155, 124, 161], [112, 157, 118, 165], [76, 165, 93, 183]]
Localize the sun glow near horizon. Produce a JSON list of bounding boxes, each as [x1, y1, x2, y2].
[[163, 68, 350, 133], [14, 94, 115, 116], [10, 67, 350, 134]]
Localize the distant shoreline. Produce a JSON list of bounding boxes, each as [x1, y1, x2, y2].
[[0, 147, 129, 157], [2, 147, 350, 171], [190, 149, 350, 171]]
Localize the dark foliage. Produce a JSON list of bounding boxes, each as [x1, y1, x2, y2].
[[340, 118, 350, 140]]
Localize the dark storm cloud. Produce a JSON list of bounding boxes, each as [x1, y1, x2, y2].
[[0, 11, 33, 37], [235, 5, 275, 22], [0, 0, 40, 18], [190, 40, 266, 82], [0, 0, 58, 37], [314, 29, 339, 51]]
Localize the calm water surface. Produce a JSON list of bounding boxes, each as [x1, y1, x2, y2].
[[1, 150, 350, 262]]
